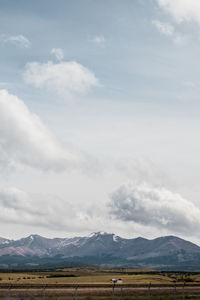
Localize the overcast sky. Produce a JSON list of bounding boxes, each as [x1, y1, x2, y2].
[[1, 0, 200, 244]]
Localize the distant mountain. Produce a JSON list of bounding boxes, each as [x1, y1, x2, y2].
[[0, 232, 200, 270], [0, 237, 11, 245]]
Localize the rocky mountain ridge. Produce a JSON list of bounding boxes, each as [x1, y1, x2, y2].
[[0, 232, 200, 270]]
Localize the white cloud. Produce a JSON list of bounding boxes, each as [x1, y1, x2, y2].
[[0, 89, 83, 171], [0, 186, 111, 234], [51, 48, 64, 61], [92, 35, 106, 45], [0, 187, 76, 230], [173, 34, 187, 45], [152, 19, 186, 45], [23, 61, 100, 99], [109, 182, 200, 235], [0, 34, 31, 48], [152, 20, 174, 36], [157, 0, 200, 25]]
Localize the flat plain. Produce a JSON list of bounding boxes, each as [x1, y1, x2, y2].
[[1, 268, 200, 299]]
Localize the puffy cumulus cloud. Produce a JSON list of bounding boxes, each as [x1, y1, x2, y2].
[[50, 48, 64, 61], [0, 34, 31, 48], [152, 20, 174, 36], [109, 182, 200, 234], [157, 0, 200, 25], [0, 89, 83, 171], [23, 60, 100, 99]]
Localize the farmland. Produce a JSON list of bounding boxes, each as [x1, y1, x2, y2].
[[0, 267, 176, 284], [1, 268, 200, 299]]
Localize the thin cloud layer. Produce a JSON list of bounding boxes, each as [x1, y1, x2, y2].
[[0, 187, 76, 230], [109, 182, 200, 235], [23, 60, 100, 99], [152, 20, 174, 36], [0, 34, 31, 48], [92, 35, 106, 45], [51, 48, 64, 61], [157, 0, 200, 25], [0, 186, 109, 234], [152, 19, 186, 45], [0, 89, 82, 171]]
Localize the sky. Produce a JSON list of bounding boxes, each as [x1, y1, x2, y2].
[[1, 0, 200, 243]]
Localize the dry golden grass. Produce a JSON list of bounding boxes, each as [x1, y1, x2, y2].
[[0, 267, 199, 285], [0, 268, 174, 285], [0, 269, 200, 300]]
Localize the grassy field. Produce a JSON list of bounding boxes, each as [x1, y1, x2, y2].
[[0, 267, 199, 285], [0, 273, 172, 284], [1, 268, 200, 299]]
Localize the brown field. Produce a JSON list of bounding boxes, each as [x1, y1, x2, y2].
[[0, 267, 199, 284], [0, 268, 200, 299]]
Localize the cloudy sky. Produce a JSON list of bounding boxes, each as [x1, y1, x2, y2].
[[1, 0, 200, 243]]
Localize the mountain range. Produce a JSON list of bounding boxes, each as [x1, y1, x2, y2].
[[0, 232, 200, 270]]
